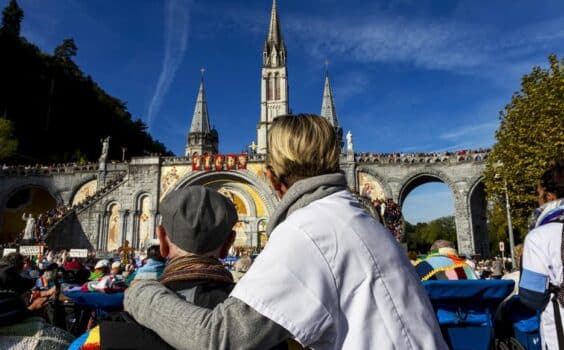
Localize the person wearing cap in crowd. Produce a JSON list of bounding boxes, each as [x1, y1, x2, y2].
[[0, 255, 75, 349], [84, 261, 126, 293], [413, 239, 478, 281], [132, 239, 165, 281], [110, 261, 121, 276], [89, 259, 109, 281], [125, 114, 446, 349], [92, 186, 239, 350]]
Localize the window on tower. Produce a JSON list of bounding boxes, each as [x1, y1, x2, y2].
[[267, 73, 273, 100], [275, 73, 280, 100]]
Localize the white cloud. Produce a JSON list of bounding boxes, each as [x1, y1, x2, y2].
[[213, 4, 564, 77], [440, 122, 498, 141], [145, 0, 191, 130]]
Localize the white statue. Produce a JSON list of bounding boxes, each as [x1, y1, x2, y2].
[[346, 130, 354, 153], [22, 213, 36, 240], [99, 136, 111, 167]]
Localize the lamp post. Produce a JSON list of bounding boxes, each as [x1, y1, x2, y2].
[[503, 178, 517, 270], [495, 160, 516, 270], [121, 147, 127, 162]]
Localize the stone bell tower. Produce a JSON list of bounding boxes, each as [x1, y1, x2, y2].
[[256, 0, 289, 154]]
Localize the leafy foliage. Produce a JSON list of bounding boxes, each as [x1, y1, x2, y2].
[[406, 216, 457, 253], [0, 2, 172, 164], [0, 117, 18, 159], [484, 55, 564, 237], [1, 0, 23, 37]]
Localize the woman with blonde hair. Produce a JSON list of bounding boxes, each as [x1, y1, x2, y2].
[[125, 114, 446, 349]]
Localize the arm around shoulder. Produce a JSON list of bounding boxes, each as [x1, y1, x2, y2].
[[124, 280, 290, 350]]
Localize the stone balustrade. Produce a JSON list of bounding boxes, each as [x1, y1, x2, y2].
[[354, 151, 490, 165]]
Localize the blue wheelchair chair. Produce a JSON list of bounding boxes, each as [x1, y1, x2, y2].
[[423, 280, 515, 350], [495, 295, 541, 350]]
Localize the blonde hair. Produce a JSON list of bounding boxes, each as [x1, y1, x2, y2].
[[267, 114, 340, 187]]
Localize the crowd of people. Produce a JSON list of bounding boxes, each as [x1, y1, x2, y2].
[[0, 162, 99, 174], [356, 148, 491, 159], [0, 115, 561, 350], [12, 173, 127, 244], [371, 198, 405, 242], [17, 205, 72, 243]]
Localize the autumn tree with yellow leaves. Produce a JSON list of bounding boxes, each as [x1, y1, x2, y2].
[[484, 54, 564, 239]]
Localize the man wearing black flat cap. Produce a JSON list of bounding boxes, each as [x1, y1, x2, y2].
[[100, 186, 243, 350]]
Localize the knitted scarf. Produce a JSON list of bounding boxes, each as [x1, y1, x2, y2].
[[159, 255, 233, 286], [266, 172, 348, 236], [413, 248, 477, 281]]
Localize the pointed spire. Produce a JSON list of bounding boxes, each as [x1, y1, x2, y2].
[[263, 0, 286, 67], [267, 0, 283, 44], [190, 68, 211, 133], [321, 64, 339, 128]]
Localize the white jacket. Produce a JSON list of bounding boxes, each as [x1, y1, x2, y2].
[[521, 221, 564, 350], [231, 190, 447, 349]]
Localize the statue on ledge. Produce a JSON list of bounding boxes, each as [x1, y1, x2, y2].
[[21, 213, 36, 241], [346, 130, 354, 154], [99, 136, 111, 169]]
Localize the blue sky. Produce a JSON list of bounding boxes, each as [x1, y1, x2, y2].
[[5, 0, 564, 222]]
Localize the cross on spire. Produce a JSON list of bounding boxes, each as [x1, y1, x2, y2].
[[200, 66, 206, 80]]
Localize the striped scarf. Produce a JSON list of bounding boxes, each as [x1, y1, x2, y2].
[[159, 255, 233, 286], [529, 198, 564, 230]]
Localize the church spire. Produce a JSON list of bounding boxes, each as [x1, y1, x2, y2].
[[267, 0, 283, 44], [263, 0, 286, 67], [320, 63, 343, 151], [185, 68, 218, 156], [190, 70, 210, 133], [321, 68, 339, 128]]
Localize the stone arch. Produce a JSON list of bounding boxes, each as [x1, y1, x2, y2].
[[1, 181, 63, 211], [467, 176, 489, 257], [211, 184, 257, 217], [0, 184, 61, 243], [70, 177, 98, 206], [397, 169, 457, 207], [354, 166, 393, 199], [171, 170, 277, 216]]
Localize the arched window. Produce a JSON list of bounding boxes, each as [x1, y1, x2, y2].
[[135, 195, 152, 248], [106, 202, 121, 251], [274, 73, 280, 100], [267, 73, 273, 100]]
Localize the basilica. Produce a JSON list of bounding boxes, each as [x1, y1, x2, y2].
[[0, 0, 490, 256]]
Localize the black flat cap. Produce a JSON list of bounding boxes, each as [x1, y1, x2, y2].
[[160, 186, 238, 254]]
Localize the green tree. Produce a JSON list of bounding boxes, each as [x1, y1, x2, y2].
[[0, 117, 18, 159], [54, 38, 77, 61], [484, 55, 564, 237], [406, 216, 457, 252], [0, 10, 172, 163], [1, 0, 23, 37]]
